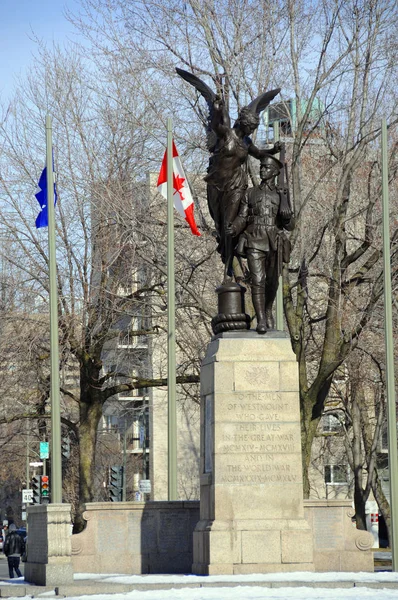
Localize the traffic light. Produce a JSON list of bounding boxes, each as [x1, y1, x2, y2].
[[31, 476, 41, 505], [62, 437, 70, 459], [41, 475, 50, 503], [109, 466, 123, 502]]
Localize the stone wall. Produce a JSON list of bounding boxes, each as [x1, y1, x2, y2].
[[71, 500, 373, 574], [71, 501, 200, 574], [304, 500, 374, 572], [25, 503, 74, 585]]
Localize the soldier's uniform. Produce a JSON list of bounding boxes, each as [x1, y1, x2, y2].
[[232, 169, 294, 332]]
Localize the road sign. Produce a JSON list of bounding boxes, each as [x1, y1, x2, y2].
[[29, 461, 43, 467], [22, 489, 34, 503], [139, 479, 151, 493], [139, 426, 145, 447], [40, 441, 49, 459]]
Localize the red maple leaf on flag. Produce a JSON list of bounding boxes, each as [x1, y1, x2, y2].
[[173, 173, 186, 201], [157, 140, 201, 236]]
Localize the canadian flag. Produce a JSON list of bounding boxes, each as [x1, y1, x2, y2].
[[157, 141, 201, 236]]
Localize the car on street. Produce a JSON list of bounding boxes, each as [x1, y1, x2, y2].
[[16, 528, 27, 541]]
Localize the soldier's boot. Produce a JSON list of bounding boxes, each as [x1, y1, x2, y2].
[[252, 292, 267, 334], [265, 302, 275, 330]]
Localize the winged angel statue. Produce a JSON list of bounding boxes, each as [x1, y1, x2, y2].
[[176, 68, 281, 282]]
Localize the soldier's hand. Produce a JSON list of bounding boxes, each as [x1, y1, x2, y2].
[[225, 223, 237, 236], [274, 141, 285, 153], [280, 207, 292, 220]]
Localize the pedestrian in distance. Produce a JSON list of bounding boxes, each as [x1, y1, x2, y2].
[[3, 523, 25, 579]]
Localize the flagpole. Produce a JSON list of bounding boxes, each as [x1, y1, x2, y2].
[[274, 120, 284, 331], [167, 118, 177, 500], [45, 115, 62, 504], [382, 118, 398, 569]]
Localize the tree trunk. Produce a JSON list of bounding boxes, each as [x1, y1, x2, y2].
[[354, 486, 367, 530], [73, 360, 104, 533], [351, 392, 367, 530], [372, 470, 391, 547], [74, 396, 103, 532], [79, 397, 103, 498], [300, 390, 320, 498]]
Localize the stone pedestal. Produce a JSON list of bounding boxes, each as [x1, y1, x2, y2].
[[192, 331, 314, 575], [24, 504, 73, 585]]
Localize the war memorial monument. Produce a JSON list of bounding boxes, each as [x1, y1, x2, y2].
[[176, 68, 373, 575], [23, 69, 374, 584]]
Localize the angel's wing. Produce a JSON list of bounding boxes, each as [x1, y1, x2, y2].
[[246, 88, 281, 115], [176, 68, 225, 152], [176, 68, 217, 109]]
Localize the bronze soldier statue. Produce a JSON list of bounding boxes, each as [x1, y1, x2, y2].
[[176, 68, 281, 283], [227, 153, 294, 333]]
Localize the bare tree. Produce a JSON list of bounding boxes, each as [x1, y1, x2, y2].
[[76, 0, 398, 497], [0, 41, 211, 529], [1, 0, 397, 529], [284, 0, 398, 494]]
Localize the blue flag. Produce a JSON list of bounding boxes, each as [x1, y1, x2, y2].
[[35, 167, 57, 229]]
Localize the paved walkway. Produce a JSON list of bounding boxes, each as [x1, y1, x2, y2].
[[0, 551, 393, 600]]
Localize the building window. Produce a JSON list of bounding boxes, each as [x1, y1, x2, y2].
[[104, 415, 119, 433], [322, 413, 341, 433], [379, 421, 388, 452], [324, 464, 349, 485]]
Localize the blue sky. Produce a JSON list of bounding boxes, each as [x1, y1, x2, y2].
[[0, 0, 81, 100]]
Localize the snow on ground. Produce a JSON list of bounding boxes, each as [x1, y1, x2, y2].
[[0, 577, 25, 585], [74, 570, 398, 584], [5, 572, 398, 600], [23, 586, 398, 600]]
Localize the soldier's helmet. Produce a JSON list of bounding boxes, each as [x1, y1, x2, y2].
[[260, 154, 283, 171]]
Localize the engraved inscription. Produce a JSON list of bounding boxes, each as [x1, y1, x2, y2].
[[215, 450, 303, 486], [222, 440, 295, 452], [160, 512, 190, 553], [216, 392, 300, 422], [223, 392, 298, 419], [228, 400, 289, 422], [226, 463, 292, 473], [313, 510, 343, 550], [218, 422, 300, 453], [212, 385, 302, 489], [220, 473, 298, 483], [204, 396, 213, 473]]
